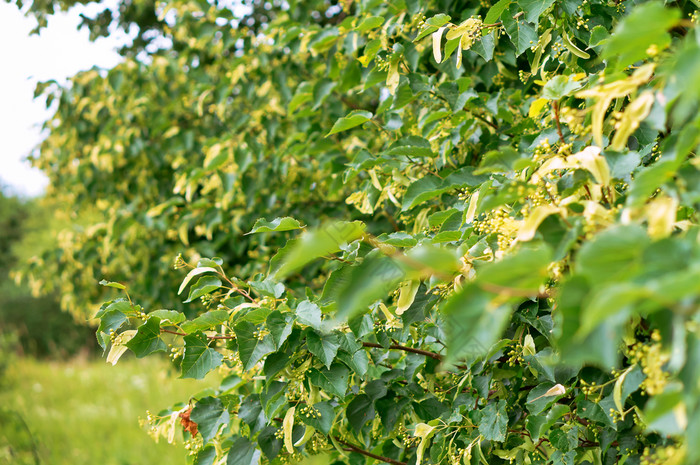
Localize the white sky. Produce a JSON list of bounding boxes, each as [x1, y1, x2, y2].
[[0, 2, 124, 197]]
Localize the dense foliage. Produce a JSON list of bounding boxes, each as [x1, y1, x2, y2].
[[14, 0, 700, 463]]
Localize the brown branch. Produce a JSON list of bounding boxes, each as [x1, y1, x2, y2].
[[335, 437, 407, 465], [362, 342, 443, 361]]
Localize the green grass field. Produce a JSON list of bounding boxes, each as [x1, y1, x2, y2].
[[0, 355, 216, 465]]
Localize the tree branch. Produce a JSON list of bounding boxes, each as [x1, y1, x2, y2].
[[335, 437, 407, 465], [161, 329, 235, 340], [362, 342, 443, 361], [552, 101, 565, 144]]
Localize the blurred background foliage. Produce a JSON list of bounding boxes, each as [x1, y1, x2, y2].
[[0, 189, 93, 358], [0, 190, 209, 463]]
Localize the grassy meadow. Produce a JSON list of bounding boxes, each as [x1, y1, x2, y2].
[[0, 355, 216, 465]]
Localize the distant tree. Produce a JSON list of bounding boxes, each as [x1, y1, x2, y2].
[[0, 191, 94, 357]]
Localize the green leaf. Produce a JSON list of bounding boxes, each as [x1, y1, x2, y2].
[[95, 299, 133, 318], [589, 25, 609, 47], [288, 90, 311, 114], [644, 383, 686, 436], [479, 400, 508, 442], [549, 428, 577, 453], [577, 399, 616, 429], [181, 309, 230, 334], [332, 255, 405, 321], [383, 137, 434, 158], [266, 311, 293, 348], [272, 221, 365, 279], [295, 301, 322, 330], [240, 306, 273, 324], [601, 1, 680, 71], [501, 11, 537, 56], [239, 395, 267, 434], [626, 157, 684, 208], [346, 394, 375, 433], [355, 15, 384, 33], [485, 0, 511, 25], [298, 401, 335, 435], [476, 147, 531, 174], [313, 79, 337, 109], [327, 110, 373, 136], [442, 284, 512, 364], [425, 14, 451, 28], [184, 276, 223, 303], [306, 331, 341, 369], [477, 244, 552, 293], [578, 283, 648, 338], [97, 310, 128, 335], [307, 363, 350, 398], [527, 383, 565, 416], [472, 31, 496, 61], [226, 436, 261, 465], [413, 397, 449, 421], [542, 75, 583, 100], [414, 14, 451, 42], [264, 350, 291, 380], [248, 278, 285, 298], [198, 257, 223, 267], [575, 225, 649, 283], [526, 404, 570, 440], [191, 396, 231, 444], [518, 0, 555, 23], [402, 167, 486, 211], [178, 267, 219, 295], [99, 279, 126, 289], [235, 321, 276, 371], [148, 309, 185, 324], [126, 317, 167, 357], [194, 446, 217, 465], [247, 217, 303, 234], [181, 332, 223, 379], [403, 245, 461, 278], [258, 426, 283, 460], [377, 397, 410, 431], [337, 349, 369, 378]]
